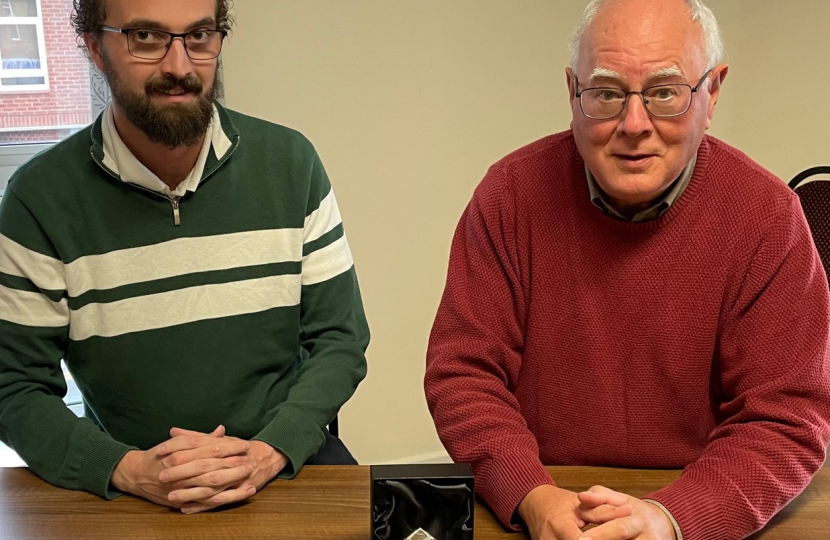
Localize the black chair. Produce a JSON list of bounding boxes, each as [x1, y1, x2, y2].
[[790, 166, 830, 280]]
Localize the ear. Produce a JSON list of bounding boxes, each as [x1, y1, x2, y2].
[[704, 63, 729, 130], [566, 67, 577, 103], [84, 32, 106, 73]]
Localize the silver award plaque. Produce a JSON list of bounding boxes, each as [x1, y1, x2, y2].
[[403, 528, 438, 540]]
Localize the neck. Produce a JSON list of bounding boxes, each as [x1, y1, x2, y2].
[[111, 105, 206, 191]]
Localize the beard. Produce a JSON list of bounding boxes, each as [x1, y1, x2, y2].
[[101, 52, 219, 149]]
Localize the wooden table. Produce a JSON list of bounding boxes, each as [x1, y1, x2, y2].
[[0, 465, 827, 539]]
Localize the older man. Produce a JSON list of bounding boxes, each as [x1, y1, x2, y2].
[[425, 1, 830, 539], [0, 0, 368, 514]]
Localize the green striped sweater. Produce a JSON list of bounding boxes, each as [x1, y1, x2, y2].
[[0, 104, 369, 498]]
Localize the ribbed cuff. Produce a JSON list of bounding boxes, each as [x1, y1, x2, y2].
[[478, 452, 555, 530], [78, 436, 135, 499], [646, 477, 721, 540], [252, 412, 326, 478]]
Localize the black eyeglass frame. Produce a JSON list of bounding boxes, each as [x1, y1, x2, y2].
[[573, 69, 714, 120], [99, 25, 228, 60]]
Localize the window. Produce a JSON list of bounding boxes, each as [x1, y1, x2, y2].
[[0, 0, 96, 466], [0, 0, 95, 149], [0, 0, 49, 92]]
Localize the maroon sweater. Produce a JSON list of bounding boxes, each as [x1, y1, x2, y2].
[[425, 132, 830, 540]]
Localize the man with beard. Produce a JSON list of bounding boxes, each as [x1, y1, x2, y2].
[[0, 0, 369, 515]]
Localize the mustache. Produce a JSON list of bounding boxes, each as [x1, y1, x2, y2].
[[145, 75, 203, 94]]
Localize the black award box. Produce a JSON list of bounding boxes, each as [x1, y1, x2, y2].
[[370, 463, 475, 540]]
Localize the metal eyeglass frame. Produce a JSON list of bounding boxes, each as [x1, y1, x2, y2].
[[573, 69, 714, 119], [99, 25, 227, 60]]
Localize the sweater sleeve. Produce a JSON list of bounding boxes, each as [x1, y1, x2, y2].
[[0, 187, 134, 498], [425, 164, 553, 530], [252, 149, 369, 475], [648, 195, 830, 540]]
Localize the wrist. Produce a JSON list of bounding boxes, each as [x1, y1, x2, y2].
[[250, 441, 287, 480], [643, 499, 680, 540], [517, 483, 561, 524], [110, 449, 141, 493]]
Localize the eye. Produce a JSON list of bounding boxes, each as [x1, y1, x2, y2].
[[188, 28, 218, 44], [189, 30, 210, 42], [132, 30, 165, 44], [592, 89, 623, 102], [651, 87, 679, 100]]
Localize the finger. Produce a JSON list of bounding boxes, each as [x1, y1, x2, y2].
[[577, 503, 632, 525], [180, 485, 257, 515], [578, 486, 631, 508], [157, 431, 242, 457], [160, 456, 250, 484], [578, 516, 643, 540], [169, 485, 223, 505], [157, 434, 215, 456], [170, 425, 225, 439], [170, 464, 255, 491], [160, 439, 251, 468]]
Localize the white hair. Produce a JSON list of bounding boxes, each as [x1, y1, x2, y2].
[[588, 67, 625, 81], [569, 0, 725, 71], [584, 65, 684, 85], [649, 66, 684, 79]]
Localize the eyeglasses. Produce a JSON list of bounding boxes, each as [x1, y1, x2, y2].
[[574, 70, 713, 120], [99, 26, 227, 60]]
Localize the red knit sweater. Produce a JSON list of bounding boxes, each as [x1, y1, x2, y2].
[[425, 132, 830, 540]]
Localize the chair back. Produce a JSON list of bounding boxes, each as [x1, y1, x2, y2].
[[790, 167, 830, 280]]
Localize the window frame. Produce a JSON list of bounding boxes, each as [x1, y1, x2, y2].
[[0, 0, 50, 93]]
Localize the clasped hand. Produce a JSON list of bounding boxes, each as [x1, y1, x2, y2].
[[518, 484, 677, 540], [111, 425, 287, 514]]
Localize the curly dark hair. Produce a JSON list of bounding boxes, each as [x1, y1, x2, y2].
[[71, 0, 236, 56]]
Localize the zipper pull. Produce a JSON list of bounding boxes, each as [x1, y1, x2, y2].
[[170, 197, 181, 226]]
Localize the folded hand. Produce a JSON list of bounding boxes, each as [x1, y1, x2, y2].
[[158, 426, 288, 514]]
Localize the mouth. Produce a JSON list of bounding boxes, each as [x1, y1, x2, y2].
[[152, 87, 197, 102], [158, 88, 187, 96], [615, 153, 656, 160], [613, 154, 657, 168]]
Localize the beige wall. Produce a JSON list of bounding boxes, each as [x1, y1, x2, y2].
[[222, 1, 830, 464], [715, 1, 830, 181]]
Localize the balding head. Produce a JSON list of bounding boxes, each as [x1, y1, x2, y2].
[[564, 0, 729, 218], [570, 0, 724, 72]]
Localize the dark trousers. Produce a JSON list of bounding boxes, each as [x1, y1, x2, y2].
[[306, 429, 358, 465]]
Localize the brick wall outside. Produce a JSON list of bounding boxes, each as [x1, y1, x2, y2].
[[0, 0, 91, 144]]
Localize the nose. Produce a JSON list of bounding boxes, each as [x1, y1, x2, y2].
[[616, 93, 654, 137], [159, 37, 193, 80]]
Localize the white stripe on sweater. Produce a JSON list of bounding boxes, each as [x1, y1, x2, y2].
[[69, 274, 301, 340], [302, 235, 353, 286], [64, 229, 303, 298], [0, 284, 69, 328], [303, 190, 342, 244], [0, 234, 65, 292]]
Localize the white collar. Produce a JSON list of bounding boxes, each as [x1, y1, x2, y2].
[[101, 103, 231, 197]]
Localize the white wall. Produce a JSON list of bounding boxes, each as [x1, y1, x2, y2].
[[222, 1, 830, 464], [713, 0, 830, 182]]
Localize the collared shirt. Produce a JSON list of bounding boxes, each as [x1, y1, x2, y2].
[[100, 103, 233, 197], [586, 154, 697, 222]]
